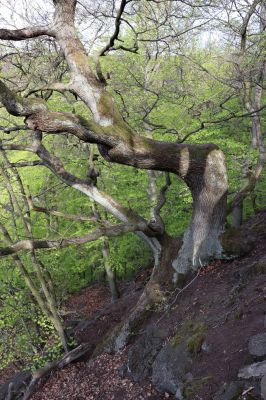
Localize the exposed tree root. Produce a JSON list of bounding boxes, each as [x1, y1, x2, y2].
[[93, 234, 182, 355]]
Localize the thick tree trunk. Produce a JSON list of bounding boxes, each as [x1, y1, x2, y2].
[[172, 148, 228, 278]]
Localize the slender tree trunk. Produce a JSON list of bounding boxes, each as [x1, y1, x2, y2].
[[102, 238, 120, 302], [31, 253, 69, 352]]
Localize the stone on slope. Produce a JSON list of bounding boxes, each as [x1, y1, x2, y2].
[[238, 361, 266, 379], [248, 333, 266, 357]]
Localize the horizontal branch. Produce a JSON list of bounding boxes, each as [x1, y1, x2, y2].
[[0, 80, 48, 116], [0, 222, 145, 257], [26, 82, 72, 97], [0, 124, 27, 133], [0, 25, 54, 41], [0, 142, 35, 152], [8, 161, 44, 168]]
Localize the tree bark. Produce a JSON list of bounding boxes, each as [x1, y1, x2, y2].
[[172, 148, 228, 278]]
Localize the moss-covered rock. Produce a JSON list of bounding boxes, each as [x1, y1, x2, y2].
[[170, 320, 207, 356]]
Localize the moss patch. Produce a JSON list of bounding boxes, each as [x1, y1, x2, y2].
[[170, 320, 207, 356], [187, 330, 206, 356]]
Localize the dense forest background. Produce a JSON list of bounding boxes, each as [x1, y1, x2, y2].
[[0, 0, 265, 373]]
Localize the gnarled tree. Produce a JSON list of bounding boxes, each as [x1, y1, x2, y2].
[[0, 0, 229, 349]]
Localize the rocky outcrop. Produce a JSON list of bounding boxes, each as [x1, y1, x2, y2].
[[152, 341, 191, 395], [127, 327, 167, 382], [238, 360, 266, 379]]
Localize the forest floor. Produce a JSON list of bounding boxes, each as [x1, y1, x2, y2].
[[1, 211, 266, 400]]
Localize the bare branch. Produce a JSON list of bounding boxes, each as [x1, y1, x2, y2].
[[154, 172, 172, 217], [6, 161, 44, 168], [0, 222, 144, 257], [0, 124, 27, 133], [23, 342, 92, 400], [98, 0, 130, 57], [0, 79, 48, 116], [28, 195, 99, 222], [94, 0, 136, 83], [25, 82, 72, 97]]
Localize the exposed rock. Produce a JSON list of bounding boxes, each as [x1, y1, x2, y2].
[[213, 381, 244, 400], [127, 327, 167, 382], [261, 374, 266, 400], [238, 360, 266, 379], [152, 341, 191, 395], [0, 371, 32, 400], [248, 333, 266, 357], [170, 321, 207, 357], [94, 320, 131, 355], [201, 340, 211, 353], [264, 315, 266, 329]]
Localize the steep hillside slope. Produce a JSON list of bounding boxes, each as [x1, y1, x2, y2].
[[1, 211, 266, 400]]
